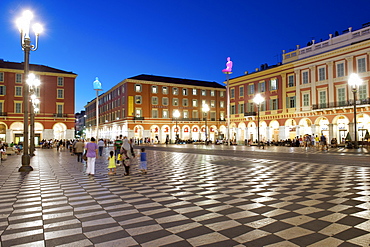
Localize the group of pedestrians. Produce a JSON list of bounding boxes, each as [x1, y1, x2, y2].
[[79, 135, 147, 177]]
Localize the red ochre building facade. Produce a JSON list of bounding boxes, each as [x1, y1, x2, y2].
[[0, 60, 77, 144], [85, 74, 226, 142]]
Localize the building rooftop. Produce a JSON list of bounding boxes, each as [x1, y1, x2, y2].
[[0, 59, 76, 75], [128, 74, 225, 89]]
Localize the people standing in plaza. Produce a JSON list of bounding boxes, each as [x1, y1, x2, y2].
[[98, 138, 104, 157], [85, 137, 98, 176], [74, 139, 85, 162], [121, 137, 135, 176], [114, 135, 123, 158], [107, 150, 116, 175], [320, 134, 328, 151], [139, 147, 147, 174]]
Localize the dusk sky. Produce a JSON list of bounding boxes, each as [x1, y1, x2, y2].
[[1, 0, 370, 112]]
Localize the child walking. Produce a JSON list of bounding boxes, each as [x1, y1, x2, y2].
[[139, 148, 147, 174], [107, 151, 116, 175]]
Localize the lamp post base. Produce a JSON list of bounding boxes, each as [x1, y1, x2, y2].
[[18, 155, 33, 172]]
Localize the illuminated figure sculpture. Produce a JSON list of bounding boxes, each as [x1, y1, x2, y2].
[[222, 57, 233, 73], [93, 77, 102, 90]]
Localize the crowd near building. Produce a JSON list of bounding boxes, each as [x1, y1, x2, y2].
[[2, 22, 370, 146], [0, 60, 76, 145]]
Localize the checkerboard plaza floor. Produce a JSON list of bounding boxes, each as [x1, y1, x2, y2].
[[1, 148, 370, 246]]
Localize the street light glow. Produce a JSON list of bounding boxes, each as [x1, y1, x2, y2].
[[253, 93, 264, 105], [348, 73, 362, 89]]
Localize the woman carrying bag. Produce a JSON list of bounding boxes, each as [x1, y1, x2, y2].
[[85, 137, 98, 176]]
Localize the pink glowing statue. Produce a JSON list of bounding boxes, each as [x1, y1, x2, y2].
[[222, 57, 233, 73]]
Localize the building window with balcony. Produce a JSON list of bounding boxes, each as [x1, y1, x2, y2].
[[57, 104, 63, 115], [15, 102, 22, 113], [173, 87, 178, 95], [303, 93, 310, 107], [152, 85, 158, 93], [162, 109, 168, 118], [192, 99, 198, 107], [135, 109, 142, 117], [337, 63, 345, 77], [15, 86, 22, 96], [173, 98, 179, 106], [202, 100, 206, 106], [247, 102, 254, 113], [201, 90, 206, 96], [162, 86, 168, 94], [259, 81, 265, 92], [192, 110, 198, 119], [0, 101, 4, 115], [135, 84, 142, 92], [182, 98, 188, 107], [359, 85, 367, 100], [231, 105, 236, 114], [162, 97, 168, 106], [57, 77, 64, 86], [318, 67, 326, 81], [220, 91, 224, 97], [220, 101, 224, 108], [230, 88, 235, 98], [57, 89, 64, 99], [135, 95, 142, 104], [248, 84, 254, 94], [0, 72, 3, 82], [337, 88, 346, 106], [270, 98, 278, 110], [270, 79, 278, 90], [302, 71, 309, 84], [16, 74, 22, 83], [286, 96, 296, 108], [357, 57, 366, 73], [319, 91, 327, 108], [182, 88, 188, 96], [288, 75, 295, 87], [238, 103, 244, 114], [210, 100, 215, 108], [220, 112, 225, 120], [152, 96, 158, 105], [183, 110, 188, 119], [210, 90, 215, 97], [192, 88, 197, 95], [239, 86, 244, 97], [152, 109, 158, 118]]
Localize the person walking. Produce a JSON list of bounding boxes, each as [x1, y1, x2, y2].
[[85, 137, 98, 176], [98, 138, 104, 156], [74, 139, 85, 162], [139, 147, 147, 174], [121, 137, 135, 176]]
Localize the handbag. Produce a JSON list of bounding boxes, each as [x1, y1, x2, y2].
[[82, 151, 87, 161]]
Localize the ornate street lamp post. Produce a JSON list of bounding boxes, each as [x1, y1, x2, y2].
[[348, 73, 362, 149], [28, 73, 40, 156], [202, 104, 210, 145], [17, 10, 42, 172], [253, 94, 264, 147], [173, 109, 180, 144]]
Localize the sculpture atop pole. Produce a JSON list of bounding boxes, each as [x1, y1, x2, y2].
[[222, 57, 233, 146]]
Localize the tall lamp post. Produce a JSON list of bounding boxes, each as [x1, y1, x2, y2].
[[202, 104, 210, 145], [253, 94, 264, 147], [93, 77, 102, 139], [28, 73, 40, 156], [348, 73, 362, 149], [173, 110, 180, 144], [17, 10, 42, 172]]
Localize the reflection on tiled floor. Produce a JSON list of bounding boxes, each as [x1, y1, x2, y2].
[[1, 148, 370, 246]]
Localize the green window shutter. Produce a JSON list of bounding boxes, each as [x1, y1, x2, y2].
[[286, 97, 289, 108]]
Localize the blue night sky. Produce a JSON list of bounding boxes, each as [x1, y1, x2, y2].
[[1, 0, 370, 112]]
